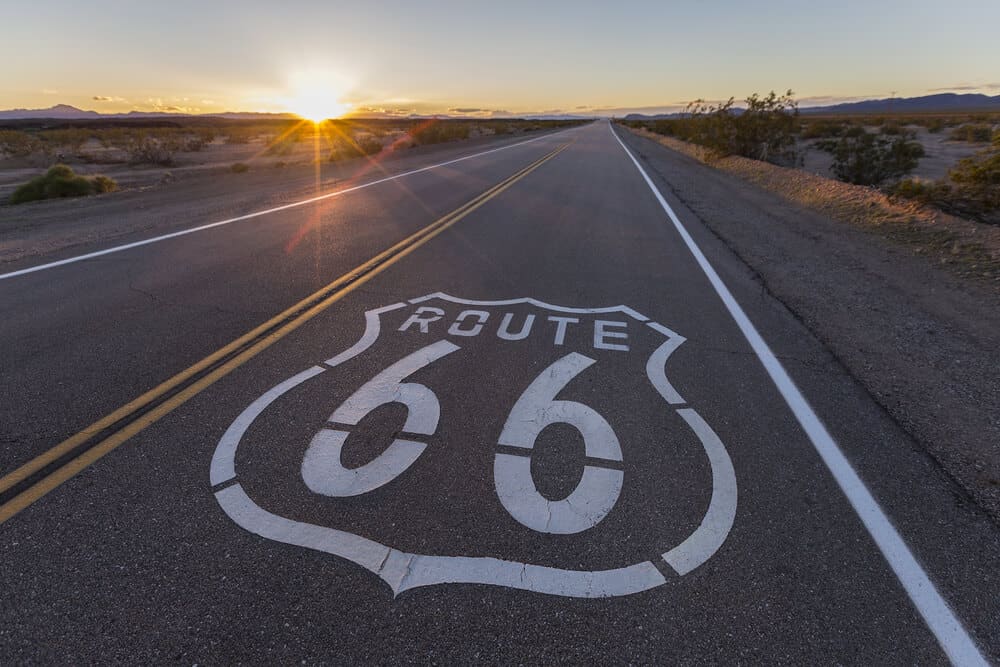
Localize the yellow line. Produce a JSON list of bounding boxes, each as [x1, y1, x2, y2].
[[0, 141, 570, 524]]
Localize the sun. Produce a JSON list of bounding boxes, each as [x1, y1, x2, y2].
[[290, 89, 350, 122], [285, 70, 352, 122]]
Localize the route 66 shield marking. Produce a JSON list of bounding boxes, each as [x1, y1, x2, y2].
[[210, 293, 737, 598]]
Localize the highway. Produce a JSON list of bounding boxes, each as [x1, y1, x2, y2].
[[1, 120, 998, 664]]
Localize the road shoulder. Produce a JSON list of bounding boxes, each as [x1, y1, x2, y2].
[[618, 125, 1000, 524]]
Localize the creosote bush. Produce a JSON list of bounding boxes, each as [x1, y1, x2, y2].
[[891, 145, 1000, 224], [949, 124, 993, 143], [9, 164, 117, 204], [329, 135, 383, 161], [0, 129, 42, 156], [124, 136, 174, 165], [230, 162, 250, 173], [817, 127, 924, 186], [409, 121, 472, 145], [624, 90, 800, 165]]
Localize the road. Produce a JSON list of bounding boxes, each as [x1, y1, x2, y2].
[[1, 120, 998, 664]]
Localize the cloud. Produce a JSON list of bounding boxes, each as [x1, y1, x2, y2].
[[927, 83, 1000, 93], [93, 95, 129, 103], [797, 95, 868, 106], [350, 106, 414, 117], [447, 108, 514, 117]]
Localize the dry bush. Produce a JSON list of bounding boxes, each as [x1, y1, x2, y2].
[[630, 90, 800, 165], [9, 164, 116, 204], [0, 130, 41, 157], [817, 127, 924, 186], [329, 135, 383, 161], [949, 124, 994, 143]]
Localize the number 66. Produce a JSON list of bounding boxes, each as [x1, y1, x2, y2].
[[301, 342, 623, 535]]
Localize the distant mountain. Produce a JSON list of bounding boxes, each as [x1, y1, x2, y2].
[[0, 104, 103, 120], [802, 93, 1000, 114], [623, 113, 684, 121], [0, 104, 593, 122], [0, 104, 297, 121]]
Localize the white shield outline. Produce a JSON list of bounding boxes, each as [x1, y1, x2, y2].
[[210, 292, 737, 598]]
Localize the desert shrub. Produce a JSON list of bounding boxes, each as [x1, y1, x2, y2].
[[947, 149, 1000, 220], [92, 175, 117, 193], [648, 119, 679, 136], [889, 178, 950, 205], [9, 164, 117, 204], [891, 148, 1000, 224], [231, 162, 249, 173], [926, 118, 946, 133], [410, 121, 471, 145], [124, 136, 174, 165], [820, 129, 924, 185], [801, 119, 849, 139], [0, 130, 41, 157], [949, 124, 993, 143], [665, 90, 800, 164], [879, 123, 909, 136], [37, 128, 92, 153], [329, 135, 383, 161]]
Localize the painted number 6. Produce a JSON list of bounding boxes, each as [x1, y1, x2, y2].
[[494, 353, 624, 534], [302, 340, 460, 496]]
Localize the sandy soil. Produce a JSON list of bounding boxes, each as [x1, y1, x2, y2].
[[0, 126, 498, 196]]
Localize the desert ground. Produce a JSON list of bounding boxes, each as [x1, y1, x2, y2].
[[0, 118, 583, 197], [799, 124, 990, 181]]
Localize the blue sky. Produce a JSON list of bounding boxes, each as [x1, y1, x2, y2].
[[2, 0, 998, 115]]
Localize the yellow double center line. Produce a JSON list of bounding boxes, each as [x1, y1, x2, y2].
[[0, 140, 571, 524]]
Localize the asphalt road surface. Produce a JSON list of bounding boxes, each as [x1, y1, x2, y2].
[[1, 121, 998, 664]]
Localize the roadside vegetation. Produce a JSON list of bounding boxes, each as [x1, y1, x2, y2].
[[621, 99, 999, 225], [0, 117, 587, 169], [621, 90, 800, 165], [815, 126, 925, 186], [891, 135, 1000, 224], [9, 164, 116, 204], [0, 117, 587, 206]]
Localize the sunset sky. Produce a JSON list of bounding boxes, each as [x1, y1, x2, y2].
[[3, 0, 999, 116]]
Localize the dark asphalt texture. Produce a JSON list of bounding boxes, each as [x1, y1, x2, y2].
[[1, 121, 998, 664]]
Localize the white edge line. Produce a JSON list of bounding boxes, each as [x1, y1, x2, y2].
[[0, 129, 576, 282], [610, 123, 986, 666]]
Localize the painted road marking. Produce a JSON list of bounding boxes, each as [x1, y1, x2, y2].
[[0, 144, 571, 524], [211, 293, 738, 597], [303, 340, 460, 497], [0, 129, 577, 282], [496, 352, 624, 534], [610, 124, 986, 666]]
